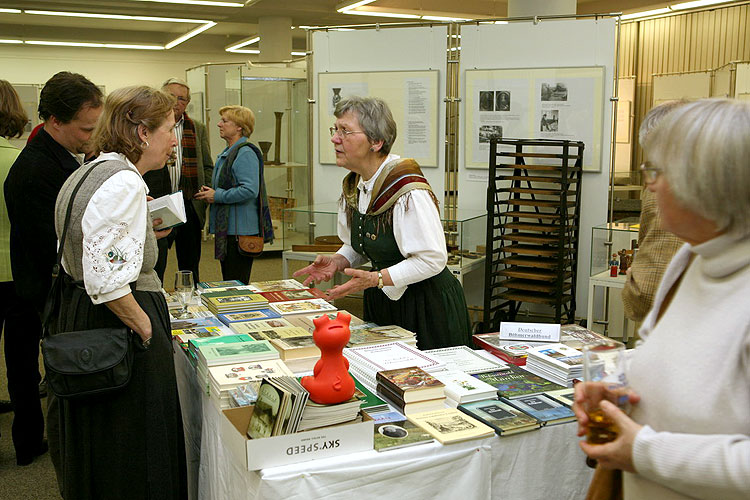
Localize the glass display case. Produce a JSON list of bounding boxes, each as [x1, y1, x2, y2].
[[281, 204, 487, 287], [186, 63, 309, 251], [590, 219, 640, 278]]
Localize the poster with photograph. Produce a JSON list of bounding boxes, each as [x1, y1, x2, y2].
[[318, 70, 439, 167], [465, 67, 605, 171]]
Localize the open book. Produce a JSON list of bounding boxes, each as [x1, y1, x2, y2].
[[148, 191, 186, 230]]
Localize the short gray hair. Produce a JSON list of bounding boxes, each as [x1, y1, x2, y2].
[[638, 100, 686, 146], [162, 77, 190, 99], [645, 98, 750, 234], [334, 96, 397, 156]]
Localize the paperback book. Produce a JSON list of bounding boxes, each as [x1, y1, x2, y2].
[[502, 393, 576, 426], [348, 324, 417, 347], [343, 341, 446, 390], [269, 298, 337, 317], [196, 339, 280, 367], [458, 399, 541, 436], [259, 288, 327, 303], [287, 312, 365, 333], [373, 419, 434, 452], [218, 309, 281, 325], [247, 279, 307, 292], [424, 346, 508, 374], [247, 376, 309, 438], [269, 336, 321, 361], [525, 343, 583, 387], [544, 387, 576, 407], [407, 408, 495, 444], [197, 280, 244, 289], [228, 318, 294, 334], [170, 316, 224, 331], [148, 191, 186, 230], [201, 290, 268, 314], [432, 369, 498, 405]]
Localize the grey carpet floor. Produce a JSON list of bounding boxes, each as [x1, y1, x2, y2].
[[0, 240, 363, 499]]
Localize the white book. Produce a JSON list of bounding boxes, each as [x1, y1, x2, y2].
[[269, 298, 337, 316], [526, 343, 583, 375], [431, 369, 499, 403], [247, 279, 307, 292], [343, 341, 446, 381], [424, 346, 509, 374], [208, 359, 294, 391], [148, 191, 186, 230]]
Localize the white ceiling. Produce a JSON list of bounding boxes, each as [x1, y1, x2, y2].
[[0, 0, 678, 54]]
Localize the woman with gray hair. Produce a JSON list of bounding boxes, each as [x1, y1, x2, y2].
[[294, 96, 470, 349], [574, 98, 750, 500]]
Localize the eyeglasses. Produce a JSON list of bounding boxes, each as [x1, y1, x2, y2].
[[329, 127, 365, 138], [170, 95, 189, 104], [640, 162, 661, 184]]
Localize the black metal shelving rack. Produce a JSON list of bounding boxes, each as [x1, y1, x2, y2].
[[483, 138, 584, 331]]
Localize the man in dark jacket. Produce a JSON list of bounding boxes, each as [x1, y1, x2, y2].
[[3, 71, 102, 466], [145, 77, 213, 284]]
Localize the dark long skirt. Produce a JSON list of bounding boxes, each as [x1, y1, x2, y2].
[[363, 267, 472, 350], [47, 286, 187, 500]]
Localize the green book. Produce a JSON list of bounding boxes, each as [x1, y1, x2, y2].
[[472, 365, 565, 398], [197, 339, 279, 366], [353, 376, 389, 413], [374, 419, 434, 451], [458, 399, 541, 436]]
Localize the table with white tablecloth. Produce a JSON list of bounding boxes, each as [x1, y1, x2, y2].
[[174, 347, 594, 500]]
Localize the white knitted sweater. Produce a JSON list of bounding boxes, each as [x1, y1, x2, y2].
[[624, 232, 750, 500]]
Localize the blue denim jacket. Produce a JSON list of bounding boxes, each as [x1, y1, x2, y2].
[[209, 137, 260, 236]]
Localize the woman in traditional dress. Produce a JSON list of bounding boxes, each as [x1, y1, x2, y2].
[[49, 86, 186, 499], [294, 96, 470, 349], [195, 105, 262, 284]]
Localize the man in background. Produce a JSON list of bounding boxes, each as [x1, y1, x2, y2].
[[621, 101, 686, 342], [145, 77, 213, 284], [3, 71, 103, 465]]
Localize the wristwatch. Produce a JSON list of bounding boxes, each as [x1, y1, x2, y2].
[[377, 271, 384, 289]]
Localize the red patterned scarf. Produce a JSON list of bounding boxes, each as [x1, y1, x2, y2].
[[180, 113, 199, 199]]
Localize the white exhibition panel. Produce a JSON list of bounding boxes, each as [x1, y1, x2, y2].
[[734, 63, 750, 100], [652, 72, 712, 105], [311, 26, 448, 214], [458, 18, 617, 317]]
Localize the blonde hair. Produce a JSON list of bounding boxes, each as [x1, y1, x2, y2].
[[0, 80, 28, 139], [92, 86, 175, 164], [219, 105, 255, 137], [645, 98, 750, 234]]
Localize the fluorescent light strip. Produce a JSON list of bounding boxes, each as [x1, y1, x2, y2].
[[422, 15, 470, 22], [621, 8, 671, 20], [24, 10, 210, 24], [130, 0, 244, 6], [672, 0, 730, 10], [226, 36, 260, 52], [25, 40, 164, 50], [291, 51, 307, 56], [0, 39, 23, 44], [229, 48, 260, 54], [342, 10, 421, 19], [0, 8, 22, 14], [336, 0, 376, 13], [164, 21, 216, 49]]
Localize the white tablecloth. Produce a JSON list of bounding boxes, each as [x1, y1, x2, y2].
[[174, 349, 593, 500]]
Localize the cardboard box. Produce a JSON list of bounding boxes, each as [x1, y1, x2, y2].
[[221, 406, 374, 470]]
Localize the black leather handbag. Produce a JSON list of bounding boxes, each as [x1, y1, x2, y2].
[[41, 162, 138, 399]]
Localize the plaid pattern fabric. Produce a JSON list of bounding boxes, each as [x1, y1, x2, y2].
[[179, 113, 199, 199], [622, 188, 685, 322]]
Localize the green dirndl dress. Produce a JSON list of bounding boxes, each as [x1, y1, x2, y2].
[[349, 207, 472, 350]]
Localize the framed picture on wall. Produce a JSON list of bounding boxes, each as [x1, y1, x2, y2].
[[464, 66, 606, 171], [318, 70, 440, 167]]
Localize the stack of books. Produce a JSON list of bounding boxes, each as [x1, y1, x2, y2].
[[457, 399, 542, 436], [201, 289, 269, 315], [432, 369, 499, 407], [343, 341, 446, 391], [524, 343, 583, 387], [247, 279, 308, 293], [347, 324, 417, 347], [246, 377, 310, 438], [296, 397, 364, 432], [375, 366, 446, 415], [472, 334, 536, 366], [424, 346, 508, 374], [269, 298, 337, 317], [189, 335, 279, 391], [207, 359, 294, 410]]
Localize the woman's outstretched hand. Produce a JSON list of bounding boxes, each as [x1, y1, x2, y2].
[[293, 254, 346, 287]]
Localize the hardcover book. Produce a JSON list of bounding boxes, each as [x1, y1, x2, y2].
[[247, 279, 307, 292], [376, 384, 446, 415], [472, 365, 565, 398], [544, 387, 576, 407], [287, 312, 365, 333], [197, 280, 244, 289], [269, 298, 337, 316], [246, 327, 311, 342], [259, 288, 327, 303], [197, 339, 279, 367], [348, 324, 417, 347], [171, 326, 224, 338], [432, 369, 498, 404], [148, 191, 186, 230], [228, 318, 294, 334], [269, 336, 321, 361], [218, 309, 281, 325], [170, 316, 224, 331], [375, 366, 445, 403], [502, 393, 576, 426], [373, 419, 434, 452], [458, 399, 541, 436], [344, 342, 446, 390], [407, 408, 495, 444]]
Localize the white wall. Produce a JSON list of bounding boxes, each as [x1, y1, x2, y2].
[[459, 18, 617, 317]]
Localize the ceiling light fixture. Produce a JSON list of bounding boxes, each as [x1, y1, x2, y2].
[[422, 15, 470, 22], [25, 40, 165, 50], [0, 39, 23, 44], [226, 35, 260, 53], [21, 9, 215, 49], [291, 51, 307, 56], [130, 0, 244, 6], [341, 10, 421, 19], [620, 8, 671, 19], [671, 0, 729, 10], [622, 1, 732, 20], [336, 0, 377, 13], [0, 8, 22, 14]]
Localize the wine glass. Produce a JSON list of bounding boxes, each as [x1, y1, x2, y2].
[[581, 339, 629, 444], [174, 270, 194, 319]]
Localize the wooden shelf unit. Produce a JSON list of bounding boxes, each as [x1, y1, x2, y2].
[[483, 138, 584, 330]]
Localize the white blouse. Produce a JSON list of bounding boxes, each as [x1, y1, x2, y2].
[[61, 152, 149, 305], [336, 154, 448, 301]]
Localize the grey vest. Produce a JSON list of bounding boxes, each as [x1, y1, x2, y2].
[[54, 158, 160, 296]]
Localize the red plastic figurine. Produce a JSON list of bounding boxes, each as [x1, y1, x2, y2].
[[300, 311, 356, 404]]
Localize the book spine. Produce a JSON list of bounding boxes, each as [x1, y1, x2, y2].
[[374, 372, 406, 400]]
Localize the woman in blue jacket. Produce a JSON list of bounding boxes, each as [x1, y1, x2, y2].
[[196, 105, 260, 283]]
